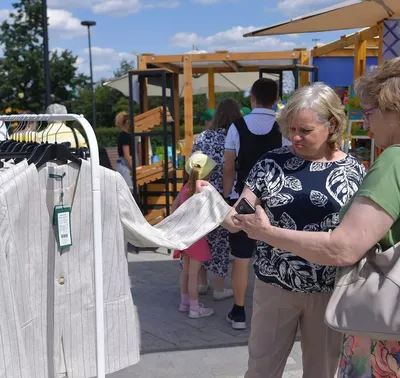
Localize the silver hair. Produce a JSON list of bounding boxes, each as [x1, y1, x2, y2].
[[277, 82, 347, 150], [45, 104, 67, 114]]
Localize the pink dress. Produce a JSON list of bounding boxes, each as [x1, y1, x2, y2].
[[173, 184, 212, 262]]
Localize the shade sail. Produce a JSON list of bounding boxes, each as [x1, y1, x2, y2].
[[244, 0, 399, 37], [104, 72, 278, 98]]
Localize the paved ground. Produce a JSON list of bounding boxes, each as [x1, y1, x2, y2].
[[108, 250, 303, 378]]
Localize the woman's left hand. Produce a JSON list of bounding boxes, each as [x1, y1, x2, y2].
[[233, 205, 272, 241]]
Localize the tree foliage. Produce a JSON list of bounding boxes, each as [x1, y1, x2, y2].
[[0, 0, 88, 113]]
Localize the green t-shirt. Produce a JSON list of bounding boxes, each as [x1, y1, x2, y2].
[[340, 146, 400, 248]]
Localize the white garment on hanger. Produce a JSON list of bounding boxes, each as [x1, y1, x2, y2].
[[0, 160, 230, 378]]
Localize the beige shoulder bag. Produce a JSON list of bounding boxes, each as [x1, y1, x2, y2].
[[325, 241, 400, 340]]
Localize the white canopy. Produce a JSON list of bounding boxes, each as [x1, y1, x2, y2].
[[104, 72, 278, 98], [244, 0, 399, 36]]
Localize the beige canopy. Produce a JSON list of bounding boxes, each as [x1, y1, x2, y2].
[[244, 0, 399, 37]]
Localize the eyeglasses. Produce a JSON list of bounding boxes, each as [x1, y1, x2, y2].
[[361, 107, 377, 123]]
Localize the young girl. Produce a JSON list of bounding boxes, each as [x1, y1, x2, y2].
[[173, 152, 216, 318]]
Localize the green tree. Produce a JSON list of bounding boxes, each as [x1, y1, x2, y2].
[[0, 0, 88, 113], [113, 58, 136, 78]]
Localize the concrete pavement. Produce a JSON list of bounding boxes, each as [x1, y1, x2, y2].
[[107, 250, 303, 377]]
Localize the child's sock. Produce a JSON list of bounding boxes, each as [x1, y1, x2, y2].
[[189, 299, 199, 310], [181, 293, 190, 305]]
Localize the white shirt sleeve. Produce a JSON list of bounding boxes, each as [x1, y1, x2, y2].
[[225, 124, 240, 154]]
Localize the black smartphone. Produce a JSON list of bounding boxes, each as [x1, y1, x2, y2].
[[235, 198, 256, 215]]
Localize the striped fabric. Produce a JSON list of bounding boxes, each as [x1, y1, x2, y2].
[[0, 159, 230, 377]]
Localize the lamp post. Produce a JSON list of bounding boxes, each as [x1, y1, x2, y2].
[[42, 0, 51, 108], [81, 20, 97, 130]]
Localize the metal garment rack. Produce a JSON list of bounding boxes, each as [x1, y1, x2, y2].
[[127, 68, 178, 216], [0, 114, 105, 378]]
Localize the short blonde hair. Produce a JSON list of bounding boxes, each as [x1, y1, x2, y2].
[[355, 57, 400, 111], [115, 111, 130, 130], [277, 82, 347, 151]]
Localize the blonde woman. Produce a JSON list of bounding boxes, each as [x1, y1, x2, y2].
[[229, 59, 400, 377], [198, 83, 366, 377]]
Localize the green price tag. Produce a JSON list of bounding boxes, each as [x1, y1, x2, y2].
[[53, 205, 72, 248]]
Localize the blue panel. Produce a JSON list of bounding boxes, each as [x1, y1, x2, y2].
[[313, 57, 378, 87]]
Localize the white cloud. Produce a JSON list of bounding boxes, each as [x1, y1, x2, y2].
[[93, 64, 113, 72], [170, 26, 299, 52], [79, 47, 137, 80], [276, 0, 338, 17], [48, 9, 86, 39], [0, 9, 11, 23], [48, 0, 179, 15], [85, 47, 137, 62]]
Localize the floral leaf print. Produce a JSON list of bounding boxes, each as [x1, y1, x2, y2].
[[284, 176, 302, 191], [326, 166, 361, 206], [279, 212, 297, 230], [371, 341, 400, 378], [266, 193, 294, 208], [284, 156, 305, 171], [247, 159, 285, 199], [310, 161, 332, 172], [310, 190, 328, 207], [303, 223, 320, 231], [271, 146, 290, 155], [320, 212, 340, 230]]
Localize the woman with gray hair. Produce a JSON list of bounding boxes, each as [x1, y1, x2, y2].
[[198, 82, 366, 377], [228, 59, 400, 377]]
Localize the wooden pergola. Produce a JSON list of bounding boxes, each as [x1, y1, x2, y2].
[[311, 23, 384, 79], [137, 49, 311, 158]]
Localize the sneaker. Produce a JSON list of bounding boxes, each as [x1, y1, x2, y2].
[[189, 304, 214, 319], [226, 306, 246, 330], [198, 283, 209, 295], [179, 303, 190, 312], [213, 288, 234, 301]]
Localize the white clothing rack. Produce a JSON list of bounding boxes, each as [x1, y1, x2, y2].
[[0, 114, 105, 378]]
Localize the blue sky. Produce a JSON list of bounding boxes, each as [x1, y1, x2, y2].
[[0, 0, 357, 81]]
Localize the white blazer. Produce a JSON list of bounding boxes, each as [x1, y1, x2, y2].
[[0, 159, 230, 377]]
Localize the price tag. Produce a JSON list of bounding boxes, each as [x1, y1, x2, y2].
[[54, 205, 72, 248]]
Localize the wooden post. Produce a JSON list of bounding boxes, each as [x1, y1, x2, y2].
[[183, 55, 193, 159], [173, 73, 180, 144], [354, 33, 367, 80], [208, 68, 215, 109], [299, 49, 310, 86], [138, 55, 150, 164], [378, 21, 384, 66]]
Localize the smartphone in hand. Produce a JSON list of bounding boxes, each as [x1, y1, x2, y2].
[[235, 198, 256, 215]]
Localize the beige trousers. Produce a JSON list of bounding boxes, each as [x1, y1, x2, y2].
[[245, 279, 342, 378]]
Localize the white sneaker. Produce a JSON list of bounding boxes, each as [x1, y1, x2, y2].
[[213, 288, 234, 301], [188, 304, 214, 319], [198, 283, 209, 295]]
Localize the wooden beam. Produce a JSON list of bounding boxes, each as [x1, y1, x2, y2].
[[193, 66, 261, 74], [378, 21, 384, 65], [173, 73, 180, 145], [141, 50, 301, 63], [208, 68, 215, 110], [137, 56, 149, 165], [312, 25, 380, 57], [316, 49, 379, 57], [354, 32, 367, 80], [223, 60, 240, 72], [149, 62, 180, 74], [299, 50, 310, 87], [183, 55, 193, 159]]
